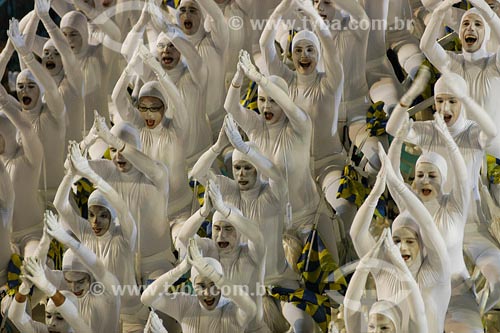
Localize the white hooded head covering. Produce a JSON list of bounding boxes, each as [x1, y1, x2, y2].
[[43, 39, 65, 81], [0, 113, 18, 158], [138, 81, 170, 123], [292, 30, 321, 68], [177, 0, 207, 46], [369, 300, 402, 333], [434, 73, 468, 136], [110, 122, 142, 150], [88, 189, 117, 220], [155, 32, 186, 84], [16, 69, 44, 113], [416, 151, 448, 187], [190, 256, 223, 282], [460, 8, 491, 61], [232, 141, 264, 194], [392, 211, 425, 277], [60, 11, 89, 56], [62, 248, 93, 278]]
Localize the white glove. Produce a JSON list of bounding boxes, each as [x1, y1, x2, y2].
[[401, 66, 431, 105], [94, 111, 125, 151], [208, 182, 231, 218], [69, 141, 95, 178], [145, 310, 169, 333], [35, 0, 51, 18], [187, 238, 221, 284], [224, 115, 249, 154], [7, 19, 27, 52], [18, 267, 33, 295], [22, 257, 57, 297], [239, 50, 265, 84], [45, 210, 76, 247]]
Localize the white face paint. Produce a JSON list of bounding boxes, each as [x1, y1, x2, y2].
[[45, 302, 72, 333], [138, 96, 165, 129], [413, 162, 443, 202], [212, 220, 239, 254], [313, 0, 336, 23], [392, 227, 420, 269], [292, 39, 318, 75], [460, 13, 486, 53], [156, 40, 181, 70], [194, 275, 221, 311], [42, 45, 63, 77], [435, 93, 462, 127], [232, 160, 257, 191], [368, 313, 397, 333], [61, 27, 83, 54], [257, 90, 285, 125], [16, 78, 40, 111], [88, 205, 111, 236], [109, 147, 133, 173], [178, 3, 202, 36], [64, 271, 91, 298]]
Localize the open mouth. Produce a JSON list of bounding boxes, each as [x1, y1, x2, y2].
[[421, 189, 432, 196], [238, 180, 248, 186], [92, 227, 102, 234], [264, 112, 274, 121], [319, 14, 327, 20], [184, 20, 193, 30], [117, 161, 127, 168], [74, 290, 84, 297], [204, 298, 216, 306], [22, 96, 32, 105], [464, 35, 477, 45], [46, 61, 56, 70], [145, 119, 156, 127], [443, 114, 452, 123], [218, 242, 229, 249], [162, 55, 174, 65], [402, 254, 411, 261], [299, 60, 311, 69]]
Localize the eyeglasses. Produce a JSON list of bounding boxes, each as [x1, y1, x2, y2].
[[156, 43, 176, 51], [138, 105, 164, 113]]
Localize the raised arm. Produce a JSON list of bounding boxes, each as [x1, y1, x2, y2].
[[469, 0, 500, 58], [8, 19, 65, 118], [138, 44, 189, 133], [239, 50, 309, 133], [441, 71, 498, 146], [419, 0, 457, 72], [331, 0, 370, 39], [111, 63, 144, 128], [259, 0, 295, 80], [120, 1, 149, 62], [350, 157, 387, 257], [433, 113, 470, 209], [187, 239, 257, 327], [53, 156, 85, 237], [344, 228, 386, 333], [140, 257, 191, 307], [210, 182, 265, 262], [0, 88, 43, 166], [165, 23, 208, 85], [298, 1, 343, 93], [225, 115, 287, 197], [381, 146, 450, 279], [190, 125, 230, 186], [36, 0, 83, 91], [93, 112, 169, 189], [176, 189, 212, 251], [45, 212, 115, 289], [72, 0, 121, 43], [69, 142, 137, 249], [383, 232, 428, 333], [224, 63, 260, 133], [197, 0, 229, 52], [386, 66, 431, 141]]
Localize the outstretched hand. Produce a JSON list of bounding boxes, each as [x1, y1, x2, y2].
[[238, 50, 263, 83], [224, 115, 249, 154], [7, 19, 26, 51]]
